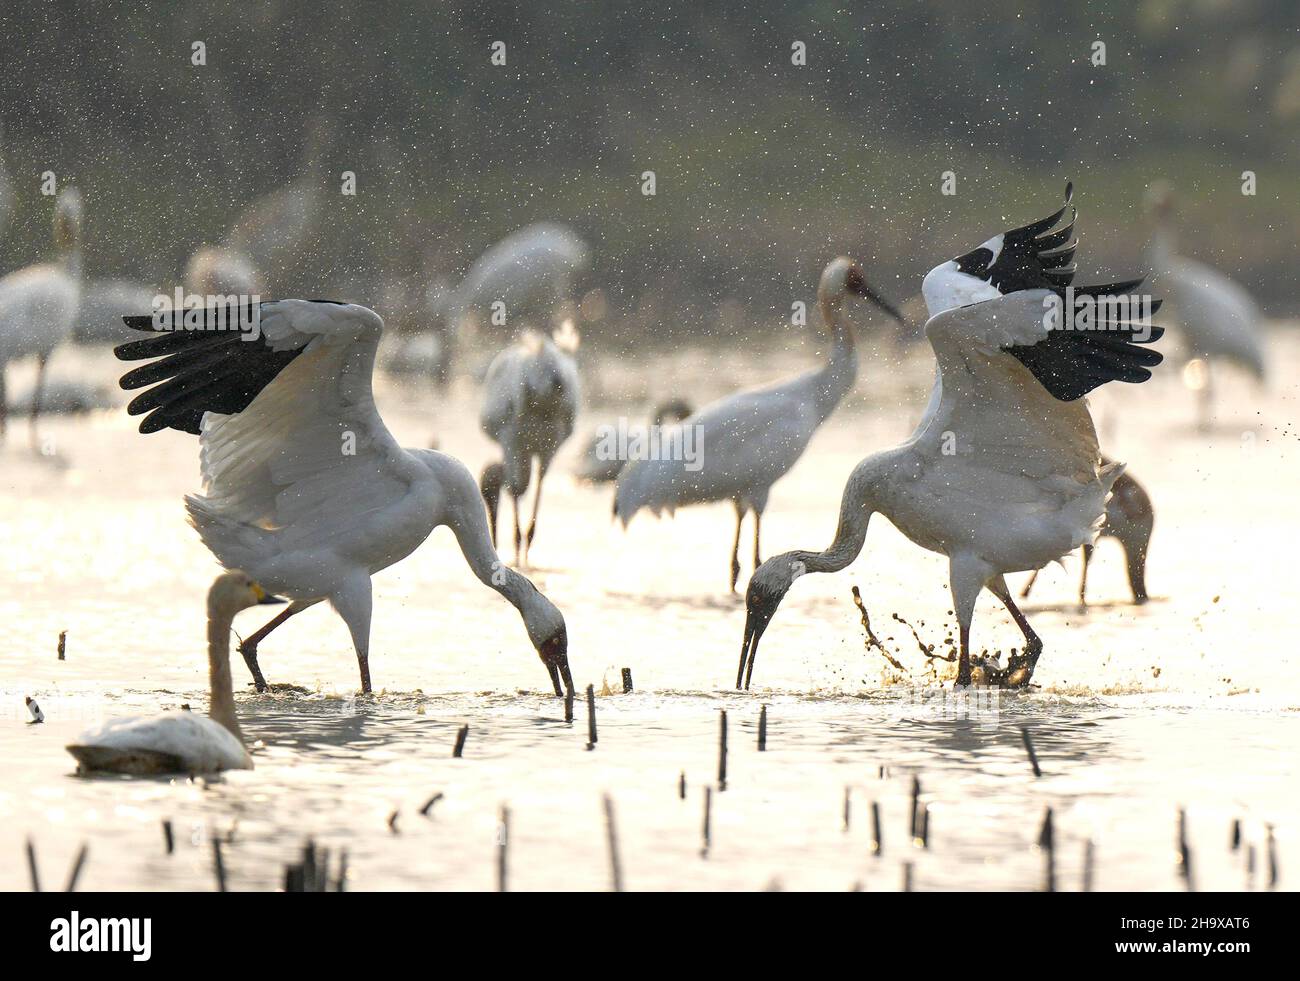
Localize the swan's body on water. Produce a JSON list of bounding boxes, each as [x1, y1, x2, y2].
[[113, 299, 573, 697], [740, 187, 1164, 689], [66, 571, 282, 775], [615, 258, 902, 590]]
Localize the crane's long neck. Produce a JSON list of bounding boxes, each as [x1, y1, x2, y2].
[[812, 295, 858, 420], [1147, 219, 1176, 274], [206, 609, 243, 743], [790, 461, 876, 576], [442, 465, 532, 612]]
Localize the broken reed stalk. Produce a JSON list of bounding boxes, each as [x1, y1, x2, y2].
[[63, 844, 88, 892], [843, 786, 851, 831], [757, 704, 767, 751], [452, 724, 469, 758], [871, 801, 882, 856], [909, 776, 921, 843], [1083, 839, 1095, 892], [902, 862, 913, 892], [603, 795, 623, 893], [335, 849, 348, 892], [212, 838, 227, 892], [387, 810, 400, 833], [1177, 808, 1194, 892], [1020, 726, 1042, 777], [678, 771, 687, 800], [1039, 807, 1055, 893], [586, 684, 597, 749], [497, 806, 509, 892], [1266, 824, 1278, 889], [1230, 817, 1242, 851], [717, 710, 727, 789], [621, 668, 633, 693], [701, 786, 712, 857], [57, 630, 67, 660], [161, 820, 174, 855], [919, 804, 930, 849], [27, 839, 40, 892], [419, 792, 444, 817]]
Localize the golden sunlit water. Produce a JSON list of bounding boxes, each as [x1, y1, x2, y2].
[[2, 329, 1296, 891]]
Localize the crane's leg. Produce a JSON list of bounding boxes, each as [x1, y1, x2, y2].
[[511, 490, 523, 567], [523, 459, 549, 566], [949, 556, 988, 688], [988, 576, 1043, 687], [728, 501, 744, 592], [29, 353, 49, 452], [1020, 567, 1040, 599], [331, 576, 375, 694], [752, 509, 763, 571], [1077, 544, 1094, 610], [237, 598, 320, 691]]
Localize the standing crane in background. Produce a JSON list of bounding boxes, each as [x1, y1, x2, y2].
[[0, 186, 83, 446], [479, 322, 581, 568], [1145, 181, 1266, 431], [435, 223, 588, 388], [615, 257, 902, 591]]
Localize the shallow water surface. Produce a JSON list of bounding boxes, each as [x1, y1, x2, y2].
[[1, 334, 1297, 890]]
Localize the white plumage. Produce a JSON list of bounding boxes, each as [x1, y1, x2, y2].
[[739, 188, 1164, 690], [1145, 182, 1266, 428], [0, 186, 82, 443], [479, 325, 581, 565], [615, 257, 902, 590], [434, 223, 588, 386], [66, 571, 280, 775], [114, 300, 573, 697]]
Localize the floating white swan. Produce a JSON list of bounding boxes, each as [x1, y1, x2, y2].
[[66, 571, 283, 775]]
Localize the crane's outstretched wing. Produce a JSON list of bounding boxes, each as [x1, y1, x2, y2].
[[919, 286, 1163, 484], [922, 183, 1083, 317], [115, 300, 416, 550]]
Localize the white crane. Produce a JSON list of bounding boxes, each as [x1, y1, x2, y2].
[[114, 299, 573, 697], [0, 186, 83, 445], [434, 222, 588, 387], [1145, 181, 1266, 429], [66, 571, 283, 775], [479, 324, 580, 566], [223, 119, 330, 290], [615, 258, 902, 591], [1021, 459, 1153, 607], [738, 187, 1164, 689]]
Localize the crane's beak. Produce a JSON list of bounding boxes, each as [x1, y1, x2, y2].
[[538, 627, 574, 698], [850, 279, 905, 325]]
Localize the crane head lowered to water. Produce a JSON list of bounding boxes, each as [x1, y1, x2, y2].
[[739, 184, 1164, 691]]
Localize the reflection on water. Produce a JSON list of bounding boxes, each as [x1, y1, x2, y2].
[[1, 337, 1297, 890]]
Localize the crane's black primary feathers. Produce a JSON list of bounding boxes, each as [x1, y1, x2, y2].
[[1006, 284, 1165, 401], [955, 181, 1078, 294], [114, 306, 303, 435]]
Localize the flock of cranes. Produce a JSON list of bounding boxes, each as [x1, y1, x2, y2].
[[0, 151, 1278, 771]]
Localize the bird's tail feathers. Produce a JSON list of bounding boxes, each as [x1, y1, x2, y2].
[[184, 494, 276, 571]]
